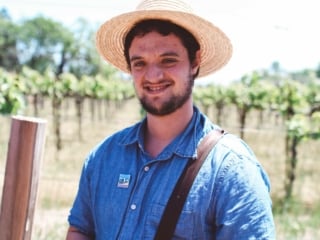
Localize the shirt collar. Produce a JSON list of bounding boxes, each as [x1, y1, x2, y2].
[[117, 106, 212, 159]]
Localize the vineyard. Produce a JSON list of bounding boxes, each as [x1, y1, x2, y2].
[[1, 66, 320, 238], [0, 8, 320, 239]]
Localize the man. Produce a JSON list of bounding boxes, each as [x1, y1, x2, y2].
[[66, 0, 275, 239]]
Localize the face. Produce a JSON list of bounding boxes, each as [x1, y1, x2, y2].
[[128, 31, 200, 116]]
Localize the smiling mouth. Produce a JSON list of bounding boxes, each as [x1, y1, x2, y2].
[[143, 82, 172, 93]]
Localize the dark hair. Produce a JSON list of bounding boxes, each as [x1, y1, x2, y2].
[[124, 19, 200, 78]]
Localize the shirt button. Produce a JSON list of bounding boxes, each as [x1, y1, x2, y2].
[[144, 166, 150, 172], [130, 204, 137, 210]]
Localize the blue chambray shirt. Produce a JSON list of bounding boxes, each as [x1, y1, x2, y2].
[[68, 106, 275, 239]]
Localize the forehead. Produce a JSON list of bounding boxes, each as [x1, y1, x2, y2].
[[129, 31, 186, 55]]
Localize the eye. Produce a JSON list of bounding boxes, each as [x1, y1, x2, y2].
[[162, 58, 178, 66], [131, 60, 146, 69]]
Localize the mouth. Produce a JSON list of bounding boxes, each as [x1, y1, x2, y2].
[[143, 82, 172, 94]]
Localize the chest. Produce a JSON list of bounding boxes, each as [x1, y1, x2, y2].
[[89, 149, 219, 239]]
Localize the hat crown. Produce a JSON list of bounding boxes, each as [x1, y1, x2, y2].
[[136, 0, 194, 13], [96, 0, 232, 78]]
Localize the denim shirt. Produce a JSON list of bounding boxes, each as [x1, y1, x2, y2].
[[68, 107, 275, 239]]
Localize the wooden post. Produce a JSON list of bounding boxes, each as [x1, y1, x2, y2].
[[0, 116, 47, 240]]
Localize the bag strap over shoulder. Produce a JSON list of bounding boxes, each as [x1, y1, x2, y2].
[[154, 129, 225, 240]]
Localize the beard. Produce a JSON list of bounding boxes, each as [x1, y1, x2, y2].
[[137, 76, 194, 116]]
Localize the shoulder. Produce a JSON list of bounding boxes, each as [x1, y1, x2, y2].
[[209, 133, 257, 167], [211, 135, 274, 237], [83, 121, 142, 168], [212, 132, 271, 193], [218, 134, 256, 159]]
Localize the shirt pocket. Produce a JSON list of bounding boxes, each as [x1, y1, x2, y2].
[[143, 203, 196, 240]]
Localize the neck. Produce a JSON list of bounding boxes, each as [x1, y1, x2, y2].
[[144, 99, 194, 157]]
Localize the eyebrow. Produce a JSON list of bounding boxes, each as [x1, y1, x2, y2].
[[160, 51, 179, 57], [130, 51, 180, 62]]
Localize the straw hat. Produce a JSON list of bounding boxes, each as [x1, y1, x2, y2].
[[96, 0, 233, 78]]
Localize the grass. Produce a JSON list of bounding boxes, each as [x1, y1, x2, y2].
[[273, 198, 320, 239], [1, 97, 320, 239]]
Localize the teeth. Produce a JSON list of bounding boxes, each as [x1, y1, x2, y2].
[[144, 82, 171, 92], [149, 86, 164, 91]]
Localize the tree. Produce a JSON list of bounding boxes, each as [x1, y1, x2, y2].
[[274, 80, 309, 201], [227, 72, 269, 139], [193, 84, 229, 125], [0, 12, 19, 71], [67, 18, 101, 78], [0, 68, 25, 114], [306, 80, 320, 116], [316, 63, 320, 79], [18, 16, 75, 75]]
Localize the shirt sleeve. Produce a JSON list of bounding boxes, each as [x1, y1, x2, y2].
[[213, 153, 276, 239], [68, 157, 95, 237]]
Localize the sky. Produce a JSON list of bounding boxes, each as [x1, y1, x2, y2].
[[1, 0, 320, 84]]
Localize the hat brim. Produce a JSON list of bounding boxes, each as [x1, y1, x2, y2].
[[96, 10, 233, 78]]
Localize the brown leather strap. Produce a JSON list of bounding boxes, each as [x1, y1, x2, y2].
[[154, 129, 225, 240]]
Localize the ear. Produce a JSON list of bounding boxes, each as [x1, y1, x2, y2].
[[191, 50, 201, 75]]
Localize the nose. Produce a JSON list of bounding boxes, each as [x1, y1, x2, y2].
[[145, 64, 164, 82]]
